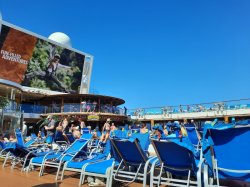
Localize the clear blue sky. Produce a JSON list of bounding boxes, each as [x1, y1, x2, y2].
[[0, 0, 250, 109]]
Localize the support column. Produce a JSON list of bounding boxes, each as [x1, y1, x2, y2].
[[98, 98, 101, 113], [150, 119, 155, 128]]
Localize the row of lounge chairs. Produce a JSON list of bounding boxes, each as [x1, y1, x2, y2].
[[0, 121, 250, 186]]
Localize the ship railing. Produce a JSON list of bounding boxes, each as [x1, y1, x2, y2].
[[20, 103, 125, 115], [128, 98, 250, 117]]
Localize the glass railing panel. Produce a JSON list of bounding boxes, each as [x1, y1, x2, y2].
[[63, 103, 80, 113], [128, 99, 250, 117], [21, 104, 46, 114], [20, 103, 126, 115], [4, 101, 21, 113]]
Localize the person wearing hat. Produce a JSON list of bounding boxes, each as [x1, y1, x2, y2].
[[100, 118, 111, 143], [24, 53, 72, 93]]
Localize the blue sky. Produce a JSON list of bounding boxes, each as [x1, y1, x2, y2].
[[0, 0, 250, 109]]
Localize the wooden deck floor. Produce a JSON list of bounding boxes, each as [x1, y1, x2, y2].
[[0, 162, 141, 187], [1, 161, 249, 187]]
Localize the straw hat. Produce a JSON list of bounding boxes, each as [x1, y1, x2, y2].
[[106, 118, 111, 122]]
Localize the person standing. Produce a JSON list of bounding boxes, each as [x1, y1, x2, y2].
[[79, 118, 86, 134], [100, 118, 111, 143], [45, 116, 55, 135], [44, 115, 55, 144], [124, 106, 127, 115], [81, 100, 87, 112], [92, 101, 97, 112], [22, 121, 28, 137]]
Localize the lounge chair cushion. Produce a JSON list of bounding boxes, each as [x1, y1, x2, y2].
[[85, 159, 114, 174]]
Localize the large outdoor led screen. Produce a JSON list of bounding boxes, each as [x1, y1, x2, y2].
[[0, 23, 85, 94]]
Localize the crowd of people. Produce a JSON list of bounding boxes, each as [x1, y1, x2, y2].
[[0, 116, 200, 145], [41, 115, 128, 145], [0, 116, 115, 145]]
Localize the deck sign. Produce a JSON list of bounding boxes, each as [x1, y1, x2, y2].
[[0, 23, 91, 94], [87, 115, 100, 121]]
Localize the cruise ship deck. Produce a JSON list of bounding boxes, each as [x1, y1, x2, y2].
[[0, 165, 140, 187], [1, 7, 250, 187], [1, 166, 249, 187]]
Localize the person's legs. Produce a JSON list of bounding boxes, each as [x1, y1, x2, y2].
[[103, 132, 110, 143], [100, 133, 105, 142]]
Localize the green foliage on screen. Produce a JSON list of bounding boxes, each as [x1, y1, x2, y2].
[[22, 39, 84, 93], [0, 96, 9, 109]]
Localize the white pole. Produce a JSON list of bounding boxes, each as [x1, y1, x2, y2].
[[80, 55, 93, 94]]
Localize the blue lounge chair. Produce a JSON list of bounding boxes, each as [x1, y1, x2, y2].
[[61, 140, 111, 185], [110, 133, 156, 187], [185, 124, 201, 150], [2, 129, 44, 169], [202, 123, 250, 186], [131, 128, 140, 134], [150, 137, 203, 187], [79, 139, 122, 187], [31, 133, 38, 140], [167, 122, 181, 137], [15, 128, 36, 148], [79, 133, 99, 152], [81, 159, 115, 187], [77, 133, 151, 187], [54, 130, 69, 150], [6, 143, 52, 171], [130, 132, 150, 153], [65, 131, 92, 145], [65, 132, 75, 144], [45, 134, 54, 144], [0, 142, 16, 163], [28, 135, 92, 180], [80, 133, 94, 140], [82, 127, 91, 134], [110, 129, 129, 139]]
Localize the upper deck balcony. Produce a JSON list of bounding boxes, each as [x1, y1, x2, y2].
[[20, 93, 127, 122], [129, 99, 250, 121]]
